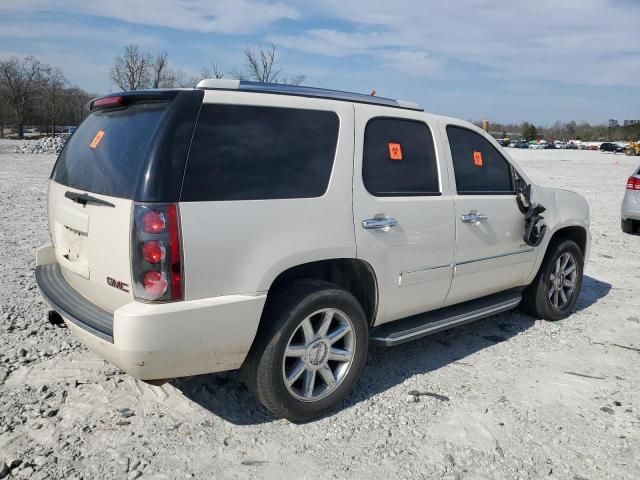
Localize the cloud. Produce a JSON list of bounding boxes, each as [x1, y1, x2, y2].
[[273, 0, 640, 88], [0, 0, 300, 34], [0, 21, 162, 49], [376, 50, 441, 77]]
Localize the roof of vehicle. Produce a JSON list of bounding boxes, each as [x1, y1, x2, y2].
[[196, 79, 423, 112]]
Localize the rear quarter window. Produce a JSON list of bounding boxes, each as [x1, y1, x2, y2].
[[181, 104, 340, 201]]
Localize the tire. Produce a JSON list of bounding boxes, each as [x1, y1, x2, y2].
[[520, 238, 584, 321], [621, 218, 636, 234], [242, 280, 368, 422]]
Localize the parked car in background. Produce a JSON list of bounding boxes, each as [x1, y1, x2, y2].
[[622, 166, 640, 234], [35, 80, 591, 421], [544, 143, 557, 149], [600, 142, 624, 153], [565, 143, 578, 150], [554, 142, 566, 149], [515, 141, 529, 149]]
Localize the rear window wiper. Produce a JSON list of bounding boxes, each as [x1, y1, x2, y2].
[[65, 191, 115, 208]]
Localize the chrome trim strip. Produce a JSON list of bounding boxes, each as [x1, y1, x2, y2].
[[401, 264, 452, 275], [456, 248, 535, 266], [370, 296, 521, 345]]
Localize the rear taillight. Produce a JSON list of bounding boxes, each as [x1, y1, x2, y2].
[[626, 176, 640, 191], [132, 203, 183, 302]]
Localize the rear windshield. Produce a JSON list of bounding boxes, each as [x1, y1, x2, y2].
[[52, 102, 168, 199]]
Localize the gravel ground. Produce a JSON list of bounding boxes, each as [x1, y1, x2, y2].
[[0, 140, 638, 480]]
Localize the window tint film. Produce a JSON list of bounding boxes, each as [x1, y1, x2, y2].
[[182, 104, 339, 201], [52, 102, 168, 199], [446, 126, 514, 194], [363, 118, 439, 196]]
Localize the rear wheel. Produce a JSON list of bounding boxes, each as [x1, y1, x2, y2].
[[622, 218, 636, 234], [520, 238, 584, 321], [243, 280, 368, 422]]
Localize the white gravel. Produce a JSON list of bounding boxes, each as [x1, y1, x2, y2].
[[12, 137, 67, 155], [0, 140, 638, 479]]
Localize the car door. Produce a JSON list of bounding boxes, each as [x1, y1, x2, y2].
[[353, 106, 456, 325], [441, 121, 537, 306]]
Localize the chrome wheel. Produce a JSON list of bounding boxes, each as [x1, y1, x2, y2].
[[548, 252, 577, 310], [282, 308, 356, 402]]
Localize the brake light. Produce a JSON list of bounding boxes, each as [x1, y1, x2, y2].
[[132, 204, 183, 302], [142, 241, 165, 264], [91, 96, 125, 110], [626, 176, 640, 191], [142, 210, 166, 233], [165, 205, 183, 300], [142, 271, 168, 298]]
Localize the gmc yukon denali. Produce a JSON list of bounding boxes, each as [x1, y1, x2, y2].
[[36, 80, 591, 421]]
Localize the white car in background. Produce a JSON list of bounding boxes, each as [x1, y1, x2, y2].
[[622, 166, 640, 234]]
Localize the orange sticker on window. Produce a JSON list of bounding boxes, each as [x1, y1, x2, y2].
[[388, 142, 403, 160], [89, 130, 105, 149], [473, 150, 483, 166]]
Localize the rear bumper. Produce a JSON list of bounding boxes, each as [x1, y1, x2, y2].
[[621, 192, 640, 221], [35, 251, 266, 380]]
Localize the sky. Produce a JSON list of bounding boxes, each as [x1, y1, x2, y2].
[[0, 0, 639, 124]]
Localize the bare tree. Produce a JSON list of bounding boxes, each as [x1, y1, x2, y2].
[[150, 51, 181, 88], [200, 61, 224, 80], [279, 74, 305, 86], [0, 56, 47, 139], [0, 85, 7, 138], [43, 66, 68, 136], [61, 86, 93, 125], [244, 43, 280, 83], [110, 44, 152, 91], [239, 44, 305, 85]]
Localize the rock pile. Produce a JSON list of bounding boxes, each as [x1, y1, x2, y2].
[[14, 136, 67, 155]]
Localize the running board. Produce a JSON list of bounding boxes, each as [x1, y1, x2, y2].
[[370, 290, 522, 347]]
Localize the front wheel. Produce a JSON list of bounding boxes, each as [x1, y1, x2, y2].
[[520, 238, 584, 321], [243, 280, 368, 422]]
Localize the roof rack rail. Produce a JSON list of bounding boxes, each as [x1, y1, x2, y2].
[[196, 79, 423, 111]]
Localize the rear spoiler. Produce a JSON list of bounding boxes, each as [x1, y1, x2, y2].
[[89, 90, 182, 112]]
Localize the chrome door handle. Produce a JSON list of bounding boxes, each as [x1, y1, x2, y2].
[[461, 211, 488, 224], [362, 217, 398, 230]]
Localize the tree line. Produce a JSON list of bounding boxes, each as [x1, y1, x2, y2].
[[2, 45, 637, 142], [0, 43, 304, 139], [0, 56, 95, 139], [480, 119, 640, 142], [109, 43, 304, 92]]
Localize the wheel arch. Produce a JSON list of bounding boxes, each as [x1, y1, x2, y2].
[[548, 225, 588, 255], [266, 258, 379, 326]]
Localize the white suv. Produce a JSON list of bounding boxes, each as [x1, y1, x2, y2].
[[36, 80, 590, 421]]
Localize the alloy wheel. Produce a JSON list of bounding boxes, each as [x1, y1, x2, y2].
[[282, 308, 356, 402], [548, 252, 578, 310]]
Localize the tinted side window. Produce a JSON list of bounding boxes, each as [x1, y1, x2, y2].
[[363, 118, 439, 196], [182, 105, 339, 201], [446, 126, 514, 194]]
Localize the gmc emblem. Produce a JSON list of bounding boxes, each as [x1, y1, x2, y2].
[[107, 276, 129, 293]]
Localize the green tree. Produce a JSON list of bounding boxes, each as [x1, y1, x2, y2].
[[522, 122, 537, 141]]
